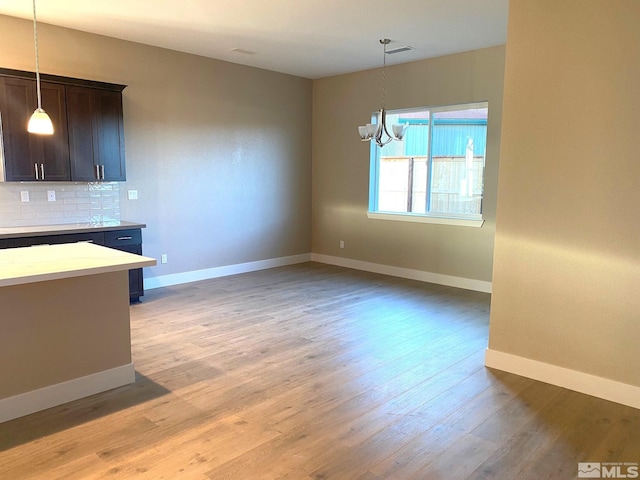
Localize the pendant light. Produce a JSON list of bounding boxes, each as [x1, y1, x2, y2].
[[357, 39, 405, 147], [27, 0, 54, 135]]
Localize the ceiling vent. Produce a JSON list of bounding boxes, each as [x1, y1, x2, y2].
[[386, 45, 414, 55]]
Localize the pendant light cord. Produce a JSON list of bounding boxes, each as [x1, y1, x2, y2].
[[32, 0, 43, 111]]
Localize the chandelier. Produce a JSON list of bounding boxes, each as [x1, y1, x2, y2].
[[357, 39, 405, 147]]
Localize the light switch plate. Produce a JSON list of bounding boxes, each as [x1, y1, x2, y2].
[[47, 190, 56, 202], [20, 191, 29, 203], [127, 190, 138, 200]]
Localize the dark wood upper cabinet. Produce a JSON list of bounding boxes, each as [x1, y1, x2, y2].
[[0, 68, 126, 183], [0, 76, 33, 181], [68, 86, 126, 182], [0, 76, 70, 181], [37, 82, 71, 181]]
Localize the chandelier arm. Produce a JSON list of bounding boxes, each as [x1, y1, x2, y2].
[[375, 135, 395, 147], [375, 138, 392, 148], [380, 113, 395, 142]]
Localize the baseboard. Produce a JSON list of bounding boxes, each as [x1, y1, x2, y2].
[[485, 349, 640, 410], [311, 253, 492, 293], [144, 252, 491, 294], [145, 253, 312, 290], [0, 363, 135, 423]]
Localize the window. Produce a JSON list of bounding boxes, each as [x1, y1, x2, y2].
[[368, 102, 488, 227]]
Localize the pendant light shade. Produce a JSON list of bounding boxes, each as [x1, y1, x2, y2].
[[28, 0, 54, 135], [28, 108, 54, 134]]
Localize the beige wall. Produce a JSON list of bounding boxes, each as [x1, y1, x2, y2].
[[0, 15, 312, 278], [489, 1, 640, 386], [312, 46, 505, 282]]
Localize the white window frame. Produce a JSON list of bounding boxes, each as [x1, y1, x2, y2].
[[367, 102, 488, 228]]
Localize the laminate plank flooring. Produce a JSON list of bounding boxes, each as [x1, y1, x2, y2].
[[1, 262, 639, 479]]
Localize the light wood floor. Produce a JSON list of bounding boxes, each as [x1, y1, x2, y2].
[[1, 262, 639, 479]]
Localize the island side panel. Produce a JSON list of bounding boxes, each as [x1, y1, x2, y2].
[[0, 270, 132, 400]]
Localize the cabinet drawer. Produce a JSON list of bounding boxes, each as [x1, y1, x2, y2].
[[0, 238, 15, 249], [14, 235, 65, 247], [105, 229, 141, 247], [62, 232, 105, 245]]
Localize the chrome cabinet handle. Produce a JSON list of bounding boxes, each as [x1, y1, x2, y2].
[[116, 236, 133, 241], [100, 164, 105, 180], [0, 112, 6, 179], [94, 164, 99, 180], [35, 163, 39, 180], [40, 164, 44, 180]]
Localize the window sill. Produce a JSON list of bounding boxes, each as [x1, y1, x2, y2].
[[367, 211, 484, 228]]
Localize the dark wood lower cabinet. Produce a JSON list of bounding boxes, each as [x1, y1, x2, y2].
[[13, 235, 66, 247], [106, 243, 144, 303], [0, 228, 145, 303]]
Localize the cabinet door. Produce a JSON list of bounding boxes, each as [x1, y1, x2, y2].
[[0, 77, 70, 181], [95, 89, 126, 181], [13, 235, 65, 247], [67, 86, 126, 182], [37, 83, 70, 181], [67, 86, 99, 181], [0, 77, 34, 181], [105, 228, 143, 302], [115, 244, 143, 302], [62, 232, 105, 245], [0, 239, 15, 249]]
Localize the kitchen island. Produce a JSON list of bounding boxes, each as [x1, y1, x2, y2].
[[0, 242, 156, 423]]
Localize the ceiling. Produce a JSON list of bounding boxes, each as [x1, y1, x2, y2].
[[0, 0, 509, 79]]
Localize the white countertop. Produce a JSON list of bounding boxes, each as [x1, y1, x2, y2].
[[0, 242, 156, 288], [0, 221, 146, 239]]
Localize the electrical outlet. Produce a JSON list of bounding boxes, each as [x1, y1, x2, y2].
[[161, 254, 167, 264], [339, 240, 345, 249], [47, 190, 56, 202], [127, 190, 138, 200], [20, 191, 29, 203]]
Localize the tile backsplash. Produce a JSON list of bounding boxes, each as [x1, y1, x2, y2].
[[0, 182, 121, 227]]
